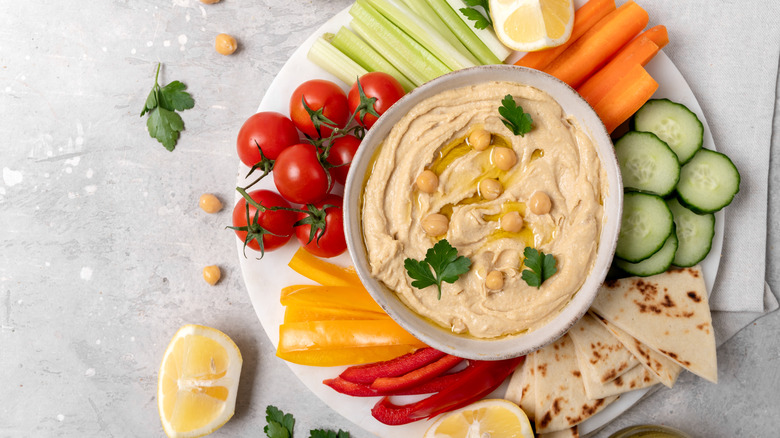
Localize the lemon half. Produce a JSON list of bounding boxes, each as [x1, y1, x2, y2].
[[491, 0, 574, 52], [157, 324, 243, 438], [424, 399, 534, 438]]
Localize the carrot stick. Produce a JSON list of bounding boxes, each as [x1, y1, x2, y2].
[[543, 1, 649, 88], [639, 24, 669, 48], [578, 25, 669, 106], [578, 36, 660, 106], [592, 64, 658, 133], [515, 0, 616, 70]]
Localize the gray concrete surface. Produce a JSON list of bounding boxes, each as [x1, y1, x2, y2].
[[1, 1, 778, 437]]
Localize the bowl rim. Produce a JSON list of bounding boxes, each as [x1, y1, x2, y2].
[[343, 65, 622, 360]]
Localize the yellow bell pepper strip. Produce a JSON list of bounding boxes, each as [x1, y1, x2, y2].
[[288, 247, 363, 287], [277, 320, 426, 366], [278, 345, 420, 367], [280, 286, 385, 314], [283, 304, 389, 324], [280, 284, 311, 299]]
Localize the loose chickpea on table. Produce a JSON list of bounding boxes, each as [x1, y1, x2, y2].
[[199, 193, 223, 213], [215, 33, 238, 55]]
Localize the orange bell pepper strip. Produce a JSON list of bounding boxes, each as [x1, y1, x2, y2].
[[283, 304, 389, 324], [280, 286, 385, 314], [288, 247, 363, 287]]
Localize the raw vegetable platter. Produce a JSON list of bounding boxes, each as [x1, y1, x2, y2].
[[236, 4, 724, 437]]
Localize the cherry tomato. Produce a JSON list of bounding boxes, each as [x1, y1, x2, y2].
[[295, 194, 347, 258], [290, 80, 349, 138], [273, 143, 332, 204], [236, 112, 299, 167], [231, 190, 297, 254], [326, 135, 361, 186], [348, 72, 405, 129]]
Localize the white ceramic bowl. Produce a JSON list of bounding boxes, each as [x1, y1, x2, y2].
[[343, 65, 622, 360]]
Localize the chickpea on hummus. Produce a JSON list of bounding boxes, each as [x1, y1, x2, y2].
[[362, 81, 606, 338]]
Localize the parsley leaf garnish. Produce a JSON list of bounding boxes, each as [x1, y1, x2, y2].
[[460, 0, 492, 30], [309, 429, 351, 438], [265, 405, 295, 438], [499, 94, 533, 137], [140, 63, 194, 151], [521, 247, 557, 288], [404, 239, 472, 299]]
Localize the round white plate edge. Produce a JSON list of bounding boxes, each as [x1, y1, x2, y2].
[[234, 6, 725, 437]]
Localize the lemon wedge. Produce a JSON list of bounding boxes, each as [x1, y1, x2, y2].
[[424, 399, 534, 438], [490, 0, 574, 52], [157, 324, 243, 438]]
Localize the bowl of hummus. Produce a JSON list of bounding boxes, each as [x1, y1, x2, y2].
[[343, 65, 622, 360]]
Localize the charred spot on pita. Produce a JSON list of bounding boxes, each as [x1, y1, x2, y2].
[[687, 291, 702, 302]]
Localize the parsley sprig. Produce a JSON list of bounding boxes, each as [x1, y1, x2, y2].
[[140, 63, 194, 151], [264, 406, 350, 438], [499, 94, 533, 137], [265, 405, 295, 438], [460, 0, 493, 30], [404, 239, 472, 299], [521, 247, 557, 288]]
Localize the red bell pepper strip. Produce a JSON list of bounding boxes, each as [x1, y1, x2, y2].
[[394, 362, 478, 395], [370, 354, 463, 392], [324, 362, 478, 397], [323, 377, 381, 397], [339, 347, 447, 384], [370, 356, 525, 425]]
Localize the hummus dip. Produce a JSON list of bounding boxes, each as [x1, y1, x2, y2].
[[362, 81, 606, 338]]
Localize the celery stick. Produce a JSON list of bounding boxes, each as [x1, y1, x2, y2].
[[362, 0, 477, 71], [444, 0, 512, 61], [399, 0, 479, 65], [307, 37, 368, 87], [424, 0, 500, 65], [350, 1, 448, 85], [349, 19, 426, 86], [329, 27, 415, 92]]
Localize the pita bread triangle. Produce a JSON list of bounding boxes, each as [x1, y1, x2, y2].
[[590, 266, 717, 383], [592, 312, 682, 388], [582, 362, 658, 399], [533, 334, 617, 434], [568, 313, 640, 385], [538, 426, 579, 438], [505, 351, 536, 421]]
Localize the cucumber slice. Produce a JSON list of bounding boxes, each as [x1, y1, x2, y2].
[[633, 99, 703, 164], [615, 131, 680, 197], [615, 228, 678, 277], [615, 192, 674, 263], [668, 198, 715, 267], [677, 148, 741, 213]]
